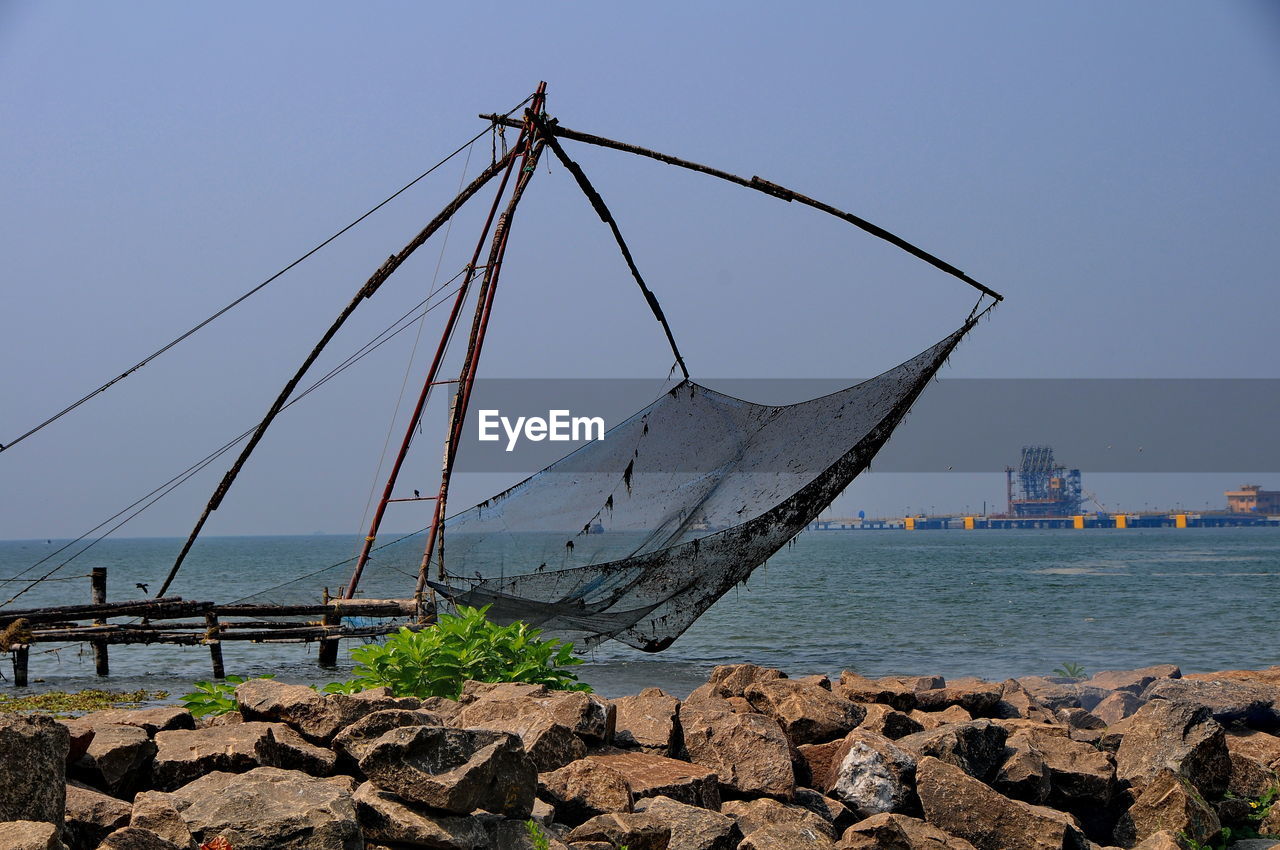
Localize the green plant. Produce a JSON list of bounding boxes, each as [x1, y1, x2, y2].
[[179, 674, 272, 718], [524, 818, 626, 850], [1052, 661, 1087, 679], [339, 605, 590, 700], [0, 688, 167, 717]]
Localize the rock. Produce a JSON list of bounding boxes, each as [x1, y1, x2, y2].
[[744, 679, 866, 746], [836, 813, 978, 849], [612, 688, 680, 753], [1143, 678, 1280, 730], [96, 827, 184, 850], [453, 693, 587, 771], [234, 678, 419, 744], [794, 788, 855, 834], [64, 781, 131, 850], [897, 720, 1009, 782], [72, 723, 155, 797], [699, 664, 787, 700], [909, 705, 973, 730], [151, 721, 335, 790], [1004, 726, 1115, 812], [1087, 666, 1182, 695], [994, 740, 1051, 804], [453, 685, 615, 747], [824, 730, 917, 819], [634, 796, 742, 850], [329, 708, 442, 766], [1130, 830, 1193, 849], [915, 756, 1089, 850], [584, 750, 721, 810], [837, 673, 918, 712], [1017, 677, 1111, 713], [0, 714, 69, 825], [1057, 707, 1108, 730], [76, 707, 194, 738], [857, 704, 925, 740], [1112, 769, 1220, 848], [723, 798, 836, 849], [1094, 692, 1146, 726], [1260, 802, 1280, 837], [1184, 666, 1280, 687], [155, 767, 361, 850], [1115, 701, 1230, 798], [679, 704, 795, 799], [352, 781, 496, 849], [358, 725, 535, 817], [539, 759, 633, 825], [56, 719, 95, 766], [798, 739, 849, 790], [995, 679, 1057, 723], [567, 813, 672, 850], [1227, 750, 1278, 798], [0, 821, 67, 850], [127, 792, 196, 849], [1226, 729, 1280, 771], [915, 682, 1004, 717]]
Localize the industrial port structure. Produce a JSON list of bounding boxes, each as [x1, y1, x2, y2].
[[1006, 445, 1082, 517]]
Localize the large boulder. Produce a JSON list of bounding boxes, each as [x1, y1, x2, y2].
[[0, 821, 66, 850], [1112, 769, 1220, 848], [915, 757, 1089, 850], [584, 751, 720, 810], [1225, 729, 1280, 771], [722, 797, 837, 849], [837, 813, 978, 849], [75, 707, 193, 738], [151, 721, 335, 790], [1094, 691, 1146, 726], [538, 758, 633, 825], [155, 767, 361, 850], [897, 720, 1009, 783], [1000, 726, 1115, 811], [744, 679, 866, 745], [915, 682, 1004, 718], [688, 664, 787, 704], [1016, 677, 1110, 713], [909, 705, 973, 730], [94, 827, 184, 850], [72, 723, 155, 797], [1115, 701, 1230, 798], [358, 725, 535, 817], [127, 792, 196, 849], [633, 796, 742, 850], [0, 715, 68, 826], [234, 679, 419, 744], [452, 693, 586, 772], [1142, 677, 1280, 730], [1087, 665, 1181, 695], [352, 781, 501, 850], [329, 708, 442, 767], [823, 730, 917, 819], [837, 673, 918, 712], [612, 688, 681, 753], [679, 704, 795, 799], [857, 704, 925, 740], [63, 781, 132, 850], [567, 812, 672, 850], [994, 680, 1057, 723]]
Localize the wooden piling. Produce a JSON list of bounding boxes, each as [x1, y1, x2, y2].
[[91, 567, 109, 676], [203, 611, 225, 679], [317, 588, 340, 667], [12, 645, 29, 687]]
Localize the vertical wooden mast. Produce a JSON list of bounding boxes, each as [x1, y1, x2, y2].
[[341, 82, 548, 603]]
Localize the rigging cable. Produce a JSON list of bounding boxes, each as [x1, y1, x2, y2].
[[0, 268, 473, 608], [0, 95, 535, 457]]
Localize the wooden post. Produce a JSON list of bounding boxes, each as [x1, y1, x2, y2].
[[203, 612, 225, 679], [12, 645, 29, 687], [317, 588, 340, 668], [91, 567, 109, 676]]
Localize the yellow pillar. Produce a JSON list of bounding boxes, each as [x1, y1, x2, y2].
[[1072, 515, 1085, 529], [904, 517, 915, 530], [1175, 513, 1188, 528], [963, 516, 975, 530], [1114, 514, 1127, 529]]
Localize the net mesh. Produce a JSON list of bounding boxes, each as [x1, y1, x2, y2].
[[424, 319, 976, 650]]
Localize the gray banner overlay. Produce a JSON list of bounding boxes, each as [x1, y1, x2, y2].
[[449, 379, 1280, 474]]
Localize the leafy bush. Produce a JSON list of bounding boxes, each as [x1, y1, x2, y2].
[[180, 674, 273, 718], [338, 604, 590, 699]]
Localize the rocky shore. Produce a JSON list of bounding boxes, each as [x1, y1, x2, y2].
[[1, 664, 1278, 850]]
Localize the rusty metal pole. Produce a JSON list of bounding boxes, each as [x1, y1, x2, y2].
[[91, 567, 108, 676]]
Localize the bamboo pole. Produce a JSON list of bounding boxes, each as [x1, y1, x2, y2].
[[0, 597, 208, 625], [91, 567, 108, 676]]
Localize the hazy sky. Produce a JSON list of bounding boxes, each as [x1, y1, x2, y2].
[[2, 2, 1278, 542]]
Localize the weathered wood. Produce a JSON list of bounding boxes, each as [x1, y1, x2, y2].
[[204, 611, 225, 679], [214, 598, 417, 618], [27, 622, 417, 645], [91, 567, 109, 676], [0, 597, 210, 625], [11, 644, 28, 687], [317, 588, 341, 667]]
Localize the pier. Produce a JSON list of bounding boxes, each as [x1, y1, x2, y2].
[[809, 512, 1280, 531]]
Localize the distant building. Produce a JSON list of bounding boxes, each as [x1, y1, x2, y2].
[[1226, 484, 1280, 514]]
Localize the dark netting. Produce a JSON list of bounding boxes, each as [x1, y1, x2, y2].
[[425, 319, 976, 651]]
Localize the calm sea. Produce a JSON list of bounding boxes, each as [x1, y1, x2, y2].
[[1, 528, 1276, 699]]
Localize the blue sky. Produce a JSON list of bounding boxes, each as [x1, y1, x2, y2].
[[1, 2, 1278, 539]]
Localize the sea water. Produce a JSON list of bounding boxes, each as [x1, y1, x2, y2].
[[0, 528, 1276, 699]]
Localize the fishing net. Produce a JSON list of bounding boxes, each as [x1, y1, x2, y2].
[[426, 318, 977, 650]]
